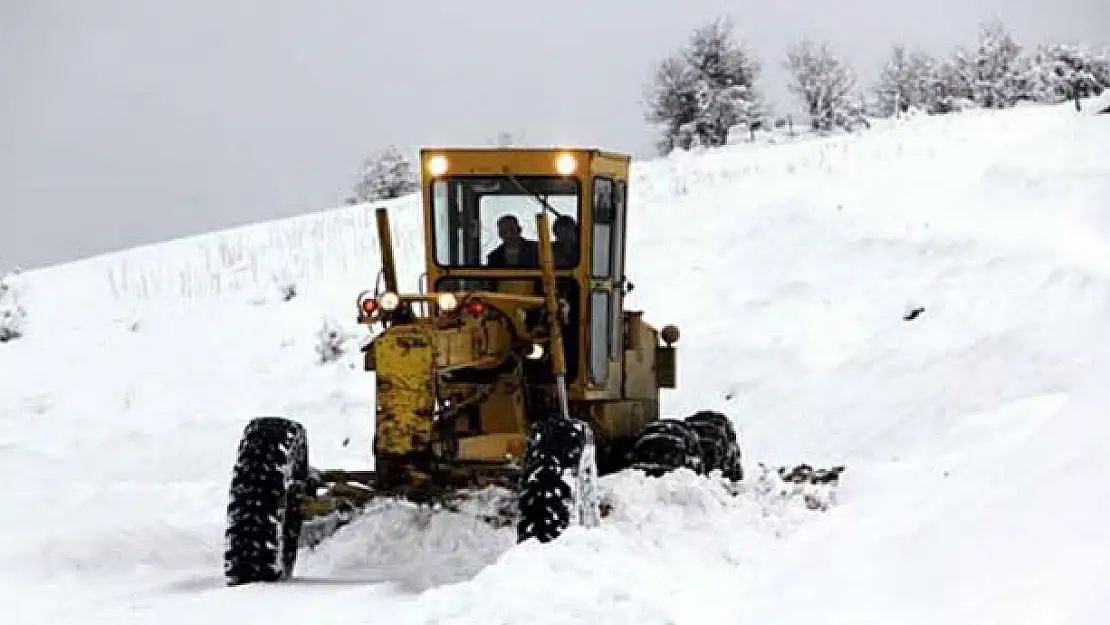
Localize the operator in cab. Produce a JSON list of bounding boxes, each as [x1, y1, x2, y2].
[[486, 215, 540, 268], [552, 215, 577, 268]]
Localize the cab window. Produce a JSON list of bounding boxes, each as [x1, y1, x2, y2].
[[588, 177, 615, 385], [430, 176, 580, 269]]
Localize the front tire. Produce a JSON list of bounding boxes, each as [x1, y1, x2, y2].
[[224, 416, 309, 586], [516, 417, 600, 543]]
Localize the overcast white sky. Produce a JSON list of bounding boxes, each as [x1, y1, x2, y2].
[[3, 0, 1108, 270]]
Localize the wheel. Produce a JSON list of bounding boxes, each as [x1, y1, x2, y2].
[[516, 417, 600, 544], [224, 416, 309, 586], [684, 410, 743, 481], [629, 418, 703, 477], [597, 435, 637, 476]]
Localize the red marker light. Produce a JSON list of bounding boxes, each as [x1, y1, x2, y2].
[[361, 297, 378, 315], [465, 299, 485, 317]]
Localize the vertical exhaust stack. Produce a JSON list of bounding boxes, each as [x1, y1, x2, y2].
[[375, 207, 399, 294]]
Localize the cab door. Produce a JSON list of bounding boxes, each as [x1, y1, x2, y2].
[[587, 176, 627, 390]]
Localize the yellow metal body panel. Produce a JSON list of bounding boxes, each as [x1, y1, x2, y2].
[[354, 146, 680, 495], [418, 147, 637, 403], [455, 433, 528, 462], [580, 360, 622, 401], [434, 326, 480, 368], [589, 152, 632, 178], [419, 147, 630, 178], [372, 326, 436, 456], [622, 312, 662, 400], [655, 347, 676, 389], [497, 279, 538, 297], [588, 400, 657, 441], [478, 383, 527, 434]]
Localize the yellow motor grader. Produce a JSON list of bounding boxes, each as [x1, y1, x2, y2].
[[221, 147, 747, 586]]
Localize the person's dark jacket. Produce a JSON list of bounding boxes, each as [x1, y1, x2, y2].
[[553, 240, 577, 268], [486, 239, 540, 267]]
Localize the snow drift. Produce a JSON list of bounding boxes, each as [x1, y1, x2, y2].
[[3, 102, 1110, 624], [1088, 89, 1110, 114]]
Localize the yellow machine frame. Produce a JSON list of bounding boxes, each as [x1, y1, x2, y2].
[[222, 145, 833, 587], [412, 147, 677, 458]]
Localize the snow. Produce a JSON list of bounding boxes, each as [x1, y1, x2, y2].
[[1087, 89, 1110, 114], [4, 102, 1110, 624]]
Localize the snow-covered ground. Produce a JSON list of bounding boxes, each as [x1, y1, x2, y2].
[[1088, 89, 1110, 115], [3, 101, 1110, 624]]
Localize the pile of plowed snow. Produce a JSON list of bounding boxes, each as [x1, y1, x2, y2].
[[3, 101, 1110, 624]]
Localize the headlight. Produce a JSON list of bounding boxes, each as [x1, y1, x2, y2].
[[428, 155, 448, 176], [555, 153, 576, 175], [437, 292, 458, 311], [379, 292, 400, 311]]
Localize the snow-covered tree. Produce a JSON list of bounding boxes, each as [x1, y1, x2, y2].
[[0, 268, 27, 342], [926, 50, 977, 114], [645, 17, 766, 153], [786, 39, 864, 131], [1021, 43, 1110, 104], [969, 20, 1024, 108], [873, 25, 1109, 115], [1091, 48, 1110, 92], [875, 46, 938, 116], [1017, 45, 1054, 103], [645, 57, 699, 152], [350, 145, 418, 203]]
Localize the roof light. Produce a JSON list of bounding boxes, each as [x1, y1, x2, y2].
[[428, 155, 448, 177], [555, 153, 576, 175]]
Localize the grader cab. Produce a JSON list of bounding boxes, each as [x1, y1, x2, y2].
[[221, 147, 745, 586]]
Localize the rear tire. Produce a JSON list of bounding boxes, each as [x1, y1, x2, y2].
[[629, 418, 703, 477], [516, 417, 600, 543], [224, 416, 309, 586], [685, 410, 743, 481]]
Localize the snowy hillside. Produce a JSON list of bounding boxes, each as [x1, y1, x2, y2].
[[3, 101, 1110, 624]]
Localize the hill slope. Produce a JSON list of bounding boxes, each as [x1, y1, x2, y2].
[[3, 102, 1110, 624]]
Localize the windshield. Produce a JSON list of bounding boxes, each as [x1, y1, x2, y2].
[[431, 176, 580, 269]]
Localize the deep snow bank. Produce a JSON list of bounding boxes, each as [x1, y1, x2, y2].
[[3, 102, 1110, 624]]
